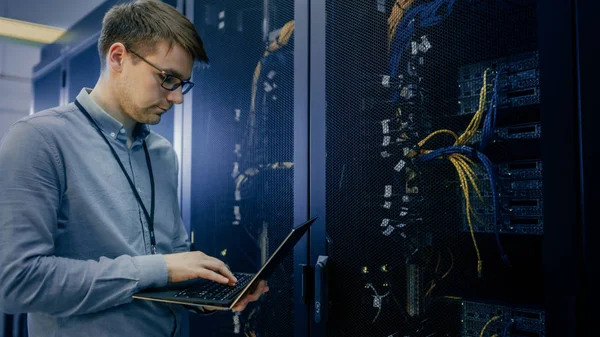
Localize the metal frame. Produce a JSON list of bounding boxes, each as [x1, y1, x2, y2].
[[573, 0, 600, 333], [537, 1, 581, 336], [308, 0, 326, 335], [178, 0, 194, 233], [293, 1, 311, 336]]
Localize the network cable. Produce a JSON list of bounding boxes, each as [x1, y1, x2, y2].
[[480, 315, 501, 337], [388, 0, 416, 50], [234, 20, 295, 226], [481, 67, 504, 149], [415, 70, 511, 277], [424, 247, 454, 297], [388, 0, 456, 102], [502, 319, 515, 337]]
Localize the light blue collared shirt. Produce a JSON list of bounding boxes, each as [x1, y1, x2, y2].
[[0, 88, 190, 336]]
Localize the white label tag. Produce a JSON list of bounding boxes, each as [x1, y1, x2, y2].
[[384, 185, 392, 197], [232, 162, 240, 178], [234, 206, 241, 220], [420, 35, 431, 52], [382, 75, 390, 87], [264, 82, 273, 92], [382, 120, 390, 134], [383, 225, 395, 236], [234, 144, 241, 158], [373, 296, 382, 308], [382, 136, 391, 146], [394, 159, 406, 172]]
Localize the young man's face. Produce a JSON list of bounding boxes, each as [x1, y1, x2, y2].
[[118, 41, 194, 125]]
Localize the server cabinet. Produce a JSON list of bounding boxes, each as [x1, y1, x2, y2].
[[309, 0, 580, 336], [186, 0, 308, 336], [32, 64, 62, 114]]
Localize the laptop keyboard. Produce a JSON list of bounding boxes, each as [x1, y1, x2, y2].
[[174, 273, 255, 301]]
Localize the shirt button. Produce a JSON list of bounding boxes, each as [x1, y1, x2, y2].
[[110, 132, 116, 137], [120, 129, 126, 134]]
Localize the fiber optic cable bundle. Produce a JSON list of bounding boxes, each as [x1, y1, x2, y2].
[[385, 0, 507, 279], [415, 69, 511, 278]]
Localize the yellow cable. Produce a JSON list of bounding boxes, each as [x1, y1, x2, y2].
[[418, 129, 459, 148], [480, 316, 501, 337], [388, 0, 415, 50], [453, 154, 483, 201], [250, 20, 296, 117], [450, 155, 482, 277], [456, 68, 491, 145], [441, 247, 454, 279], [414, 69, 493, 278]]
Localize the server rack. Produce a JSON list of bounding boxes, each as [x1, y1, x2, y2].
[[186, 0, 309, 336], [309, 1, 582, 337]]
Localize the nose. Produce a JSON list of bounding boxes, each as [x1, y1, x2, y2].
[[167, 86, 184, 105]]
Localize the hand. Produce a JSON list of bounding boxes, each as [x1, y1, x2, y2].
[[163, 251, 237, 286], [232, 280, 269, 312]]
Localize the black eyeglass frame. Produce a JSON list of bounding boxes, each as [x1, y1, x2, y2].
[[127, 48, 194, 95]]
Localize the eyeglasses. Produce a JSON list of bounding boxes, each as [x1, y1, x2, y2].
[[127, 49, 194, 95]]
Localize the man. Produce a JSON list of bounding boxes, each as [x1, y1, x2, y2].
[[0, 1, 267, 336]]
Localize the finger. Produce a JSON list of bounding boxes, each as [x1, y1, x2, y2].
[[195, 269, 230, 284], [198, 260, 237, 284], [233, 301, 247, 312], [206, 258, 237, 283]]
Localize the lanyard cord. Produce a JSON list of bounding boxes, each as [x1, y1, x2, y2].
[[75, 100, 157, 254]]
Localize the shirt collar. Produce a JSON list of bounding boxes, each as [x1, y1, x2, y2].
[[75, 88, 151, 142]]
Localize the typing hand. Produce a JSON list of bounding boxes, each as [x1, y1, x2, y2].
[[163, 251, 237, 286], [232, 280, 269, 312]]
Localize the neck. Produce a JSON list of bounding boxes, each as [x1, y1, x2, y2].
[[89, 78, 137, 137]]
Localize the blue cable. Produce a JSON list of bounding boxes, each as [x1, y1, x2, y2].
[[503, 319, 515, 337], [476, 151, 511, 267], [388, 0, 456, 103], [417, 145, 511, 267], [481, 67, 505, 149]]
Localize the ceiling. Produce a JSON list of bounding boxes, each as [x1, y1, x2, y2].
[[0, 0, 107, 78], [0, 0, 106, 128], [0, 0, 106, 29]]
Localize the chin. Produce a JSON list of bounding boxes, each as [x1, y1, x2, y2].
[[147, 116, 161, 125]]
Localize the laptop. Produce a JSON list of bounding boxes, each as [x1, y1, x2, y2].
[[133, 217, 317, 311]]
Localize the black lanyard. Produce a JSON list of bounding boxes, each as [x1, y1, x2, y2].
[[75, 100, 157, 255]]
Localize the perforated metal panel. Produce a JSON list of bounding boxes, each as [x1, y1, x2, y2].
[[324, 1, 544, 336], [189, 1, 296, 336]]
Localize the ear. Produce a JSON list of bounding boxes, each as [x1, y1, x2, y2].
[[106, 43, 127, 73]]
